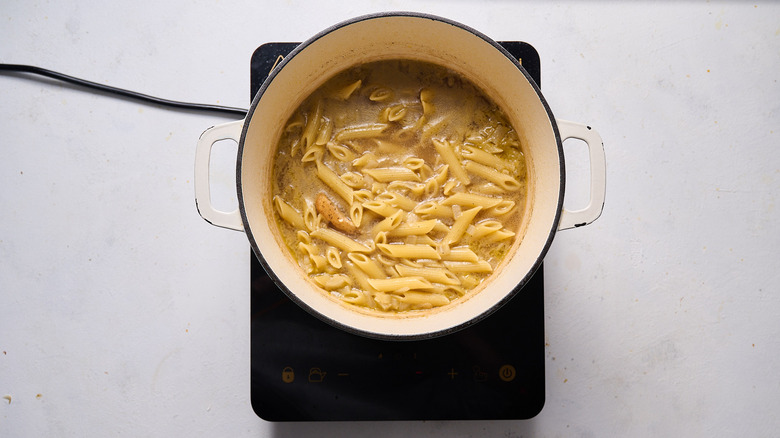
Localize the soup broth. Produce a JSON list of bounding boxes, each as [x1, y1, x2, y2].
[[271, 59, 527, 313]]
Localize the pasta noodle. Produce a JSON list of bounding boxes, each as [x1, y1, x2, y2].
[[270, 59, 528, 313]]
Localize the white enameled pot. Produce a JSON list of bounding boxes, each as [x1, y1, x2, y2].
[[194, 12, 606, 340]]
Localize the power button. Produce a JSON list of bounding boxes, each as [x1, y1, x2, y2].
[[498, 364, 516, 382]]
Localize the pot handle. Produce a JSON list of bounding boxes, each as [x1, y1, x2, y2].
[[556, 120, 606, 230], [194, 119, 245, 232]]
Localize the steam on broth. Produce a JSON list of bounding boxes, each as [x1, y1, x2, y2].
[[271, 59, 527, 313]]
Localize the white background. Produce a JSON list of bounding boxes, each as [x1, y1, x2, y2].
[[2, 1, 778, 436]]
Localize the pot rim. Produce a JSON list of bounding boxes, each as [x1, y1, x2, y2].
[[236, 11, 565, 340]]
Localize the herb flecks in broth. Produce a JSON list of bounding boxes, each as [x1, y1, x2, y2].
[[271, 60, 527, 313]]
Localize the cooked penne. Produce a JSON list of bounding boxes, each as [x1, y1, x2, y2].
[[443, 260, 494, 274], [374, 191, 417, 211], [369, 87, 393, 102], [377, 243, 441, 260], [363, 167, 421, 183], [395, 264, 461, 285], [335, 123, 388, 141], [327, 142, 355, 162], [441, 206, 482, 247], [396, 291, 450, 308], [440, 192, 502, 209], [387, 219, 439, 237], [367, 276, 434, 293], [349, 203, 363, 228], [413, 201, 453, 218], [340, 171, 364, 188], [339, 288, 372, 307], [273, 196, 306, 231], [420, 88, 435, 116], [344, 261, 376, 292], [301, 144, 325, 163], [300, 100, 323, 149], [372, 210, 405, 235], [312, 273, 352, 290], [352, 152, 379, 168], [326, 247, 343, 269], [334, 79, 362, 100], [467, 220, 503, 239], [463, 160, 522, 191], [347, 253, 386, 279], [482, 228, 516, 243], [439, 246, 479, 262], [461, 145, 511, 171], [310, 228, 372, 253], [316, 161, 354, 205], [314, 117, 333, 146], [432, 138, 470, 185], [487, 200, 516, 216]]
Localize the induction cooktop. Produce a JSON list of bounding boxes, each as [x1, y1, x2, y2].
[[249, 41, 545, 422]]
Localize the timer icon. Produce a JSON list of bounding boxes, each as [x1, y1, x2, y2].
[[498, 364, 516, 382]]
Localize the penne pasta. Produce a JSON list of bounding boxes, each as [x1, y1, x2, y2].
[[335, 123, 388, 141], [414, 201, 453, 218], [432, 138, 470, 185], [367, 276, 434, 293], [482, 228, 516, 243], [372, 210, 405, 235], [443, 260, 494, 274], [334, 79, 362, 100], [395, 264, 461, 286], [363, 200, 401, 218], [347, 253, 386, 279], [363, 167, 421, 183], [440, 192, 502, 209], [312, 273, 352, 290], [460, 145, 511, 171], [463, 160, 523, 191], [396, 291, 450, 308], [387, 219, 439, 237], [377, 243, 441, 260], [441, 206, 482, 247], [326, 141, 355, 162], [467, 220, 503, 239], [369, 87, 393, 102], [326, 247, 343, 269], [316, 161, 354, 205], [274, 196, 306, 231], [439, 246, 479, 262], [310, 228, 372, 253], [374, 191, 417, 211], [314, 117, 333, 146]]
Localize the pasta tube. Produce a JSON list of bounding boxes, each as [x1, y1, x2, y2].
[[273, 196, 306, 231], [441, 206, 482, 247], [377, 243, 441, 260], [432, 139, 470, 185], [310, 228, 372, 253], [463, 160, 522, 191], [363, 167, 421, 183], [316, 161, 354, 205], [367, 276, 435, 293], [395, 264, 461, 286]]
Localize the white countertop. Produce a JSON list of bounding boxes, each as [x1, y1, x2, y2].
[[1, 1, 778, 436]]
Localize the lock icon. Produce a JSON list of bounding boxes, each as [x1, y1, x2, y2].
[[281, 366, 295, 383]]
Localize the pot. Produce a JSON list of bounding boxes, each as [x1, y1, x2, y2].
[[194, 12, 606, 340]]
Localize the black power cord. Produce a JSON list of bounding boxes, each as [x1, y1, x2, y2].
[[0, 63, 248, 118]]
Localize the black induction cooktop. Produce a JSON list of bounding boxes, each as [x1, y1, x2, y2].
[[249, 41, 545, 422]]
